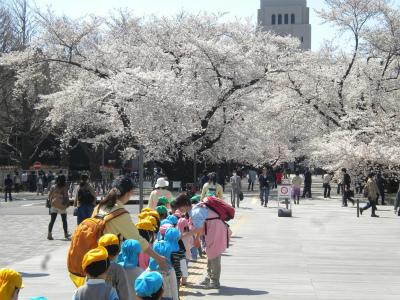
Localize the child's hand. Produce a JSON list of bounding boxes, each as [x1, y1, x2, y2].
[[157, 256, 168, 271]]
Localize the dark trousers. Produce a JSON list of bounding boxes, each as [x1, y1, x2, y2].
[[342, 191, 354, 206], [4, 187, 12, 201], [77, 204, 94, 225], [377, 190, 385, 204], [323, 184, 331, 198], [337, 184, 342, 194], [48, 213, 68, 234], [363, 198, 377, 216], [302, 185, 312, 198], [248, 180, 254, 191]]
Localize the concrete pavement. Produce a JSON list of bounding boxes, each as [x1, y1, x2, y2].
[[3, 178, 400, 299]]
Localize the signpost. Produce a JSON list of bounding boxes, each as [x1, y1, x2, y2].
[[277, 184, 292, 217], [33, 161, 42, 170]]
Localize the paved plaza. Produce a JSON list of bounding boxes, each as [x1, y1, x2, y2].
[[1, 179, 400, 299]]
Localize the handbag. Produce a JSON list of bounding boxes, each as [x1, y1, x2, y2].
[[239, 191, 244, 201]]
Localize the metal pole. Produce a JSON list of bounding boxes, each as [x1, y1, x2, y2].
[[139, 145, 144, 211], [102, 144, 105, 196], [357, 199, 360, 218]]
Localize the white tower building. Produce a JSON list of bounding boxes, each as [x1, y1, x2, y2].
[[258, 0, 312, 50]]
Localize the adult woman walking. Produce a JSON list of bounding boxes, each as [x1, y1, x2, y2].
[[148, 177, 173, 210], [200, 173, 223, 200], [96, 176, 168, 269], [47, 175, 70, 240], [175, 193, 231, 289], [73, 174, 97, 225]]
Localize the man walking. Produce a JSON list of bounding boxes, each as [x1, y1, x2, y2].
[[341, 168, 354, 207], [259, 167, 270, 207], [302, 168, 312, 198], [292, 171, 302, 205], [323, 172, 332, 198], [230, 171, 242, 208], [360, 173, 380, 217], [4, 174, 13, 202], [375, 172, 386, 205], [248, 168, 257, 191]]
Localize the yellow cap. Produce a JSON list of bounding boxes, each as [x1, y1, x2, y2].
[[148, 211, 160, 220], [138, 212, 150, 220], [141, 208, 153, 213], [82, 246, 108, 271], [98, 234, 119, 247], [146, 216, 158, 227], [0, 268, 24, 300], [136, 219, 156, 231]]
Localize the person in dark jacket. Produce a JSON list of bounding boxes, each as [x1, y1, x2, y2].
[[341, 168, 354, 207], [259, 168, 270, 207], [4, 174, 13, 202], [375, 172, 386, 205], [302, 168, 312, 198]]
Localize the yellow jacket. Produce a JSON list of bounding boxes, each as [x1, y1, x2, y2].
[[99, 201, 149, 251], [201, 182, 224, 200]]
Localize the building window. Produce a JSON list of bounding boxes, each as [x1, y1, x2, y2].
[[291, 14, 295, 24], [278, 14, 282, 24], [271, 14, 276, 25], [284, 14, 289, 24]]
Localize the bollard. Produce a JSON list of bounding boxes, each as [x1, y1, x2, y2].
[[357, 199, 360, 218]]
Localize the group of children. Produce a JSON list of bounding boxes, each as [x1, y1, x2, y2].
[[0, 193, 202, 300]]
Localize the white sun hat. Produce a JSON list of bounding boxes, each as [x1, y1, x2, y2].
[[155, 177, 169, 188]]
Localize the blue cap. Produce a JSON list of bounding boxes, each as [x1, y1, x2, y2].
[[118, 239, 141, 269], [135, 271, 163, 297], [166, 215, 178, 225], [160, 219, 172, 226]]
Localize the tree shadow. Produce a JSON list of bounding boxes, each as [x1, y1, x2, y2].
[[209, 286, 269, 296], [20, 272, 49, 278]]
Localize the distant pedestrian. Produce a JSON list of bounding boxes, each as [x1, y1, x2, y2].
[[375, 172, 386, 205], [4, 174, 13, 202], [323, 172, 332, 198], [13, 172, 21, 193], [230, 171, 242, 208], [247, 168, 257, 191], [200, 173, 223, 199], [74, 174, 97, 225], [148, 178, 172, 210], [37, 173, 44, 196], [275, 168, 284, 185], [394, 186, 400, 216], [259, 167, 270, 207], [0, 268, 24, 300], [302, 168, 312, 198], [341, 168, 354, 207], [291, 171, 302, 205], [360, 173, 379, 217], [47, 175, 71, 240]]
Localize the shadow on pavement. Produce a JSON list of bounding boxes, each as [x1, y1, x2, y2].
[[20, 272, 49, 278], [209, 286, 269, 296]]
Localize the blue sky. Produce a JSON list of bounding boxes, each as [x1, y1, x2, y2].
[[34, 0, 400, 51]]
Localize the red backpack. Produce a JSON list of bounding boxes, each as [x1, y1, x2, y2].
[[203, 196, 235, 222]]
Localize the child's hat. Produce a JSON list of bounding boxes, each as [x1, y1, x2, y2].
[[98, 234, 119, 247], [135, 271, 163, 297], [191, 195, 201, 203], [82, 246, 108, 271], [158, 196, 170, 205], [160, 219, 172, 226], [119, 239, 141, 268], [0, 268, 24, 300], [148, 210, 160, 220], [156, 205, 168, 215], [166, 215, 178, 225], [138, 212, 150, 220], [136, 219, 156, 231], [146, 216, 158, 227], [159, 223, 173, 236], [141, 207, 153, 213]]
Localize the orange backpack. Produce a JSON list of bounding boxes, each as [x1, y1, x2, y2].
[[67, 206, 128, 281]]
